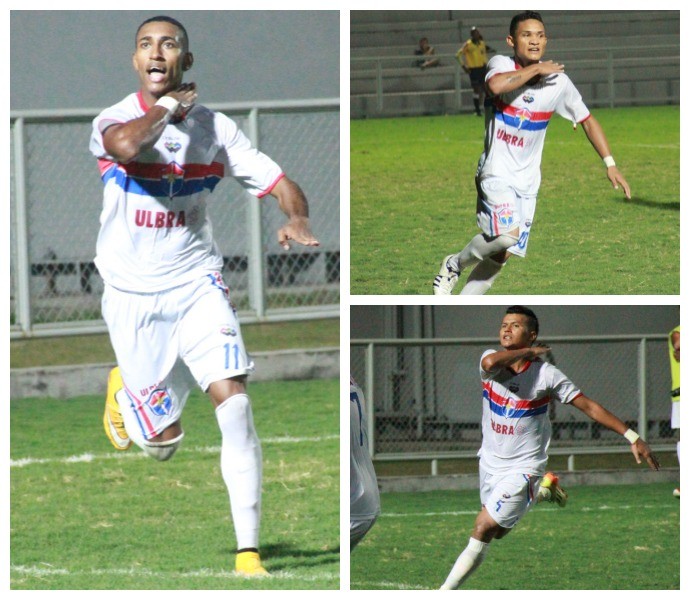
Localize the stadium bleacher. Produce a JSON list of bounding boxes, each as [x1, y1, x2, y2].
[[351, 10, 679, 118]]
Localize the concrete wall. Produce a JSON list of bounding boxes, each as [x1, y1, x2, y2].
[[10, 348, 339, 400]]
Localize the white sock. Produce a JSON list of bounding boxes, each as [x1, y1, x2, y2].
[[216, 393, 263, 550], [459, 258, 504, 295], [450, 233, 517, 272], [440, 537, 489, 590]]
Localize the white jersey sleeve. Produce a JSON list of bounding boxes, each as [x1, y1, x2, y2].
[[213, 112, 284, 197]]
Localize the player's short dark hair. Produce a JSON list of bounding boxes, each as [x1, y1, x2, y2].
[[509, 11, 545, 38], [505, 305, 539, 336], [135, 15, 189, 50]]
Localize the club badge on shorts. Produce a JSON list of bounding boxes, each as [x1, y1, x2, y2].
[[147, 389, 173, 416]]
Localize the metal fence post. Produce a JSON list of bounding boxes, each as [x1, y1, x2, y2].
[[607, 49, 615, 109], [245, 107, 266, 319], [638, 337, 648, 440], [12, 117, 32, 335], [366, 342, 375, 459]]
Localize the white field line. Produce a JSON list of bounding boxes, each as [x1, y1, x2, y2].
[[10, 434, 339, 469], [382, 503, 677, 518], [10, 563, 339, 583]]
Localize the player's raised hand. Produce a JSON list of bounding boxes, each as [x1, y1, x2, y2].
[[606, 166, 632, 201], [631, 438, 660, 471], [169, 82, 198, 115], [277, 217, 320, 251], [537, 60, 565, 75]]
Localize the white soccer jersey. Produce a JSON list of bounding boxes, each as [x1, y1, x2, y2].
[[90, 91, 284, 292], [478, 55, 591, 196], [350, 376, 381, 520], [478, 349, 583, 475]]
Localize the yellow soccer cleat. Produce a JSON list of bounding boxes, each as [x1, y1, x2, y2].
[[537, 472, 568, 507], [103, 367, 132, 451], [235, 551, 270, 577]]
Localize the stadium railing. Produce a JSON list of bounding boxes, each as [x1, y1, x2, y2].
[[351, 45, 679, 118], [10, 98, 339, 339], [351, 335, 677, 470]]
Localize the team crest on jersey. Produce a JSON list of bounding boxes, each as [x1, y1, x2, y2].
[[515, 108, 533, 130], [165, 141, 182, 153], [162, 162, 185, 197], [504, 397, 518, 418], [147, 389, 173, 416], [509, 383, 520, 393], [522, 94, 535, 104]]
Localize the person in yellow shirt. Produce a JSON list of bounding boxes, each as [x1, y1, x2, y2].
[[669, 325, 680, 497], [456, 26, 495, 116]]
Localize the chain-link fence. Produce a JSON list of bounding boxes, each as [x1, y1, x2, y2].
[[10, 99, 339, 338], [351, 335, 674, 459]]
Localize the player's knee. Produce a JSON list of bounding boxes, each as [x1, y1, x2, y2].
[[142, 432, 184, 462]]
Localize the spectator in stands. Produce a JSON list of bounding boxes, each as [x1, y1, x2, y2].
[[415, 37, 440, 70], [456, 26, 496, 116]]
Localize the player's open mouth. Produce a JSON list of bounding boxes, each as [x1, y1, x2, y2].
[[147, 66, 166, 83]]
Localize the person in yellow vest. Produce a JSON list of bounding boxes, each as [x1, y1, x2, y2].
[[456, 26, 496, 116], [669, 326, 680, 497]]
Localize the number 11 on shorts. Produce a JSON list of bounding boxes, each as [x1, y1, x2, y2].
[[224, 342, 239, 370]]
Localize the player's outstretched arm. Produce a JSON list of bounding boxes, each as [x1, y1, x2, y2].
[[269, 177, 320, 250], [103, 83, 198, 163], [580, 115, 631, 200], [571, 395, 660, 470]]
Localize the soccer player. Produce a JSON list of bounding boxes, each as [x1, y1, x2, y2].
[[350, 375, 381, 550], [433, 11, 631, 295], [91, 15, 319, 576], [669, 326, 680, 497], [456, 27, 495, 116], [440, 306, 659, 589]]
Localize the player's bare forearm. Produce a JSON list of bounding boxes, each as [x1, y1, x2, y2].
[[581, 115, 613, 159], [103, 84, 198, 163], [581, 116, 632, 199], [103, 109, 172, 163], [486, 61, 563, 96], [481, 346, 551, 372], [571, 395, 627, 435], [572, 395, 659, 470], [271, 177, 320, 250]]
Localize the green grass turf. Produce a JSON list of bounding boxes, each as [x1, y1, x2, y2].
[[10, 379, 339, 590], [350, 106, 679, 294], [10, 318, 339, 368], [351, 483, 680, 590]]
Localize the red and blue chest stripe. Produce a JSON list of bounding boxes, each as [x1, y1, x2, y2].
[[483, 382, 551, 418]]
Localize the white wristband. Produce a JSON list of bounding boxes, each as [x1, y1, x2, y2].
[[154, 96, 179, 114], [623, 429, 640, 444], [603, 156, 616, 168]]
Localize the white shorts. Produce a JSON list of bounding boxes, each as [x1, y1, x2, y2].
[[479, 467, 540, 529], [671, 401, 680, 429], [350, 516, 378, 549], [102, 272, 254, 440], [475, 177, 536, 258]]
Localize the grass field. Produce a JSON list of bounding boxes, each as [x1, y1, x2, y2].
[[351, 483, 680, 590], [10, 379, 339, 590], [350, 106, 679, 294]]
